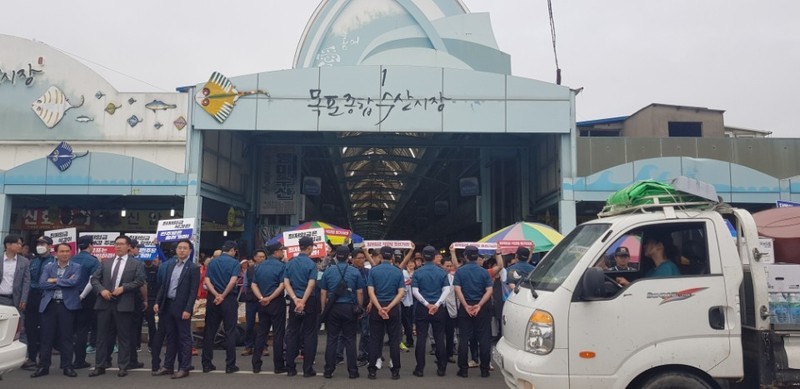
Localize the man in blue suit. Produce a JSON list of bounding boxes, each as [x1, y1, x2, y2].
[[153, 239, 200, 379], [31, 243, 82, 378]]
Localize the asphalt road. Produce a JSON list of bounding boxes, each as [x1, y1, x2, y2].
[[2, 343, 507, 389]]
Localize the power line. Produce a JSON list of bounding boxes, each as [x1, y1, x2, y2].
[[50, 46, 169, 92], [547, 0, 562, 85]]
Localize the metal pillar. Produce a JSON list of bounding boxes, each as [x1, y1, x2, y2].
[[0, 195, 11, 238], [184, 112, 203, 243], [480, 148, 493, 237]]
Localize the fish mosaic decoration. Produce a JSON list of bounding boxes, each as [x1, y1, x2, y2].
[[75, 115, 94, 123], [128, 97, 137, 105], [173, 116, 187, 130], [105, 103, 122, 115], [95, 91, 105, 99], [145, 99, 177, 113], [31, 86, 85, 128], [154, 122, 163, 129], [48, 141, 89, 172], [127, 115, 142, 128], [195, 72, 269, 123]]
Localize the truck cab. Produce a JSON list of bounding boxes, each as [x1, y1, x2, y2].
[[494, 190, 793, 388]]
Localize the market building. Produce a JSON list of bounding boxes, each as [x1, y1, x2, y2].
[[2, 0, 799, 254]]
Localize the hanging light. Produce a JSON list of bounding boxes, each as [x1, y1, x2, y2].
[[223, 230, 228, 237], [170, 207, 176, 217], [120, 208, 127, 217]]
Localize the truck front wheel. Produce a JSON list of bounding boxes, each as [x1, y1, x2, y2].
[[640, 371, 714, 389]]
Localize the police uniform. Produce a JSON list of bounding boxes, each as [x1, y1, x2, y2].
[[70, 237, 100, 368], [366, 246, 405, 379], [283, 236, 320, 377], [411, 245, 450, 377], [250, 244, 287, 373], [25, 236, 55, 367], [201, 241, 241, 372], [453, 246, 494, 377], [321, 246, 364, 378]]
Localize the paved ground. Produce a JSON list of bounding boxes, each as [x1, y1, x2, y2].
[[2, 342, 507, 389]]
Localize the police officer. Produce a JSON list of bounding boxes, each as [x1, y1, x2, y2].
[[22, 235, 56, 370], [283, 236, 320, 377], [506, 247, 535, 289], [250, 242, 288, 374], [411, 245, 450, 377], [70, 235, 99, 369], [201, 240, 241, 374], [453, 245, 494, 378], [366, 246, 405, 380], [320, 246, 364, 379], [141, 249, 160, 354]]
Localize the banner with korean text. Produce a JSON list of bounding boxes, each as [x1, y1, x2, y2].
[[78, 232, 119, 260], [45, 227, 77, 255], [156, 218, 195, 243], [127, 233, 158, 261], [363, 240, 414, 250], [283, 228, 327, 259]]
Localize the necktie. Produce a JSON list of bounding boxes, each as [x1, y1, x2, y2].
[[111, 257, 122, 288]]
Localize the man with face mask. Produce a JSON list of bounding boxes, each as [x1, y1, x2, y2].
[[21, 236, 56, 370]]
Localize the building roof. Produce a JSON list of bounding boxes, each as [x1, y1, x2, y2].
[[577, 116, 628, 127], [629, 103, 726, 118]]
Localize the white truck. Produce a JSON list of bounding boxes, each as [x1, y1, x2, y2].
[[495, 182, 800, 389]]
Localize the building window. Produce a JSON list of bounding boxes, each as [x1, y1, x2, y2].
[[668, 122, 702, 137]]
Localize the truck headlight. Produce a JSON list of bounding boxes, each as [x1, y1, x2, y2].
[[525, 309, 554, 355]]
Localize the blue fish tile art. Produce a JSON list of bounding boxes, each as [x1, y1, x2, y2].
[[127, 115, 142, 127], [48, 141, 89, 172]]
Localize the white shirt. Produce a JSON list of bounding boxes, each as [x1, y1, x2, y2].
[[445, 273, 458, 318], [401, 270, 413, 307], [0, 253, 16, 296], [112, 255, 129, 288]]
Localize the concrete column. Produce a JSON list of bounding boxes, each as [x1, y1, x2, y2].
[[480, 148, 493, 237], [0, 194, 11, 238], [184, 108, 203, 241], [559, 91, 579, 234]]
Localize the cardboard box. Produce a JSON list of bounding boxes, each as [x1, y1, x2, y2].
[[765, 264, 800, 292], [759, 238, 776, 264]]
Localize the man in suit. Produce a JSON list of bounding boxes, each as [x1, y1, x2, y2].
[[31, 243, 83, 378], [89, 235, 146, 378], [0, 234, 30, 311], [152, 239, 200, 379]]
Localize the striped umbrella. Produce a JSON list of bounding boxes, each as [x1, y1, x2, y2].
[[478, 222, 564, 253], [267, 220, 353, 246]]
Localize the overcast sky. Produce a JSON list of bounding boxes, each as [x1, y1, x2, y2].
[[4, 0, 798, 136]]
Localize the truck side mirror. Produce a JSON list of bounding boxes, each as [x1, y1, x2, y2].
[[582, 267, 605, 300]]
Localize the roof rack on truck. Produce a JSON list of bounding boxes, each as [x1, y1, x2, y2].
[[598, 176, 721, 218]]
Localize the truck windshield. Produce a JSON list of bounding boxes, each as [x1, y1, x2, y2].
[[525, 223, 610, 292]]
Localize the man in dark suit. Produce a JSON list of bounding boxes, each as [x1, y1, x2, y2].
[[31, 243, 82, 378], [0, 234, 30, 311], [152, 239, 200, 379], [89, 235, 146, 378]]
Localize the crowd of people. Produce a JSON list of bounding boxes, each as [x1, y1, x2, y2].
[[0, 232, 541, 380]]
